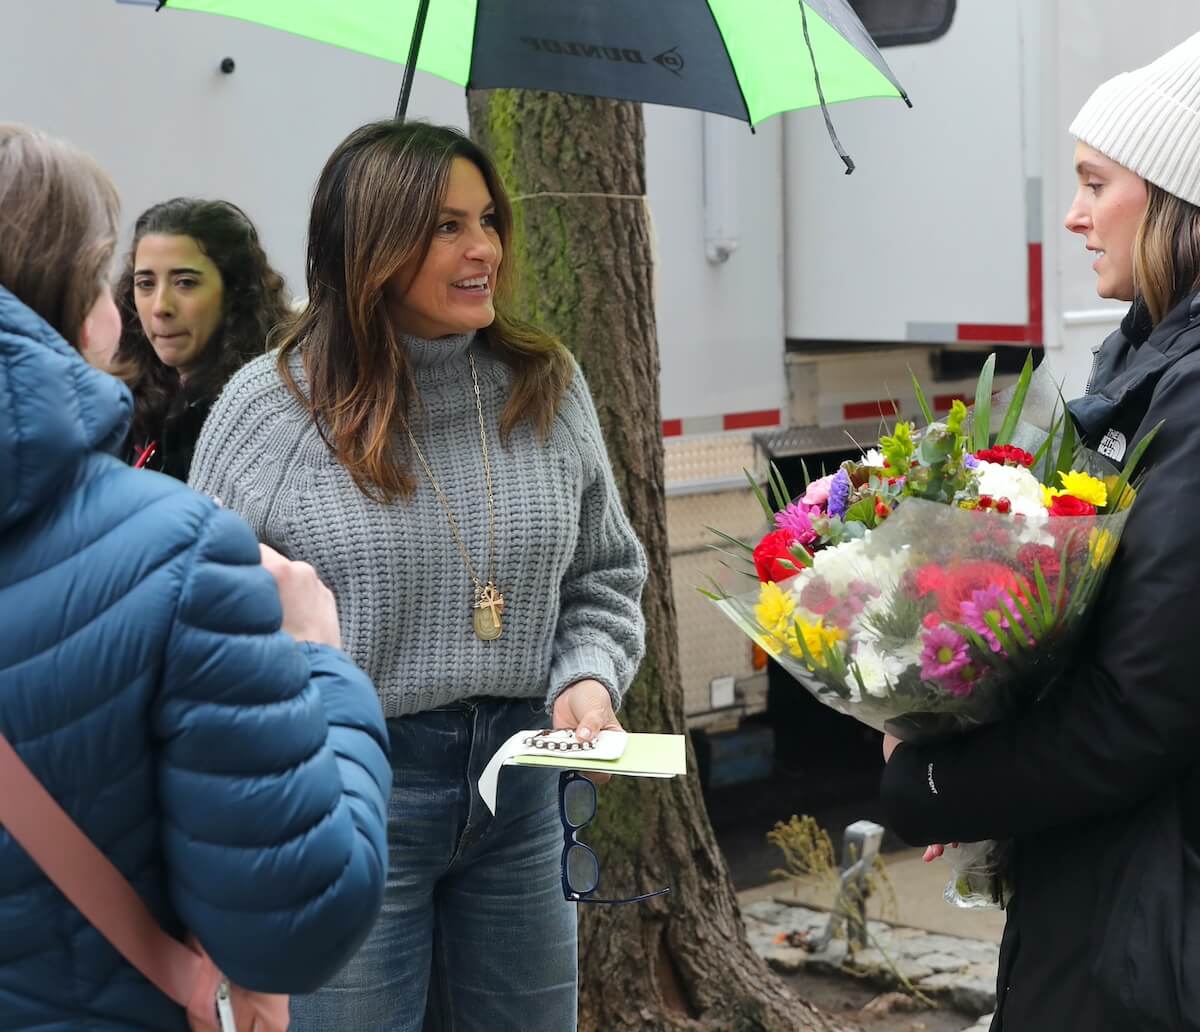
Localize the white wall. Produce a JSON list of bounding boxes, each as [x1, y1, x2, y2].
[[646, 108, 784, 424], [2, 1, 785, 428], [784, 0, 1029, 342]]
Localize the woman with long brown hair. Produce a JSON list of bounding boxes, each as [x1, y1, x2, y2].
[[0, 124, 390, 1029], [190, 120, 648, 1030], [113, 197, 291, 480]]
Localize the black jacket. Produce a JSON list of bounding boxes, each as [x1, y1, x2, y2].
[[882, 289, 1200, 1031], [132, 393, 213, 482]]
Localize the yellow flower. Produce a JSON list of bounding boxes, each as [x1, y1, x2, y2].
[[755, 582, 795, 650], [786, 617, 846, 668], [1089, 528, 1118, 569], [1041, 485, 1062, 508], [1104, 475, 1137, 511], [1058, 470, 1107, 508]]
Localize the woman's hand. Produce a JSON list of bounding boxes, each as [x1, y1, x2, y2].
[[259, 543, 342, 649], [923, 843, 960, 862], [552, 679, 623, 783], [882, 733, 902, 762]]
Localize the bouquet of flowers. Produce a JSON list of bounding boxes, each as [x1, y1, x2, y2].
[[707, 355, 1157, 907]]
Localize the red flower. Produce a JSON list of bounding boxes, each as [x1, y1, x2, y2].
[[932, 561, 1028, 621], [995, 498, 1012, 514], [975, 445, 1035, 467], [1016, 544, 1060, 582], [913, 565, 947, 597], [754, 529, 806, 583], [1049, 494, 1097, 517]]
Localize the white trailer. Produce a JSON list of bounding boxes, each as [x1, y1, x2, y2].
[[4, 1, 1198, 746]]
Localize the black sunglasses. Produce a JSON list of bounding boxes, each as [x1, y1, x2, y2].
[[558, 770, 671, 906]]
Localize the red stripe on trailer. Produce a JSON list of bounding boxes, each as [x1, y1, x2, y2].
[[955, 242, 1045, 345], [662, 418, 683, 437], [956, 323, 1030, 343], [933, 393, 967, 410], [723, 409, 781, 431], [1026, 242, 1043, 345], [843, 399, 899, 421]]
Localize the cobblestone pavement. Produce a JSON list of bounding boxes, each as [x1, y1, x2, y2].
[[742, 897, 999, 1030]]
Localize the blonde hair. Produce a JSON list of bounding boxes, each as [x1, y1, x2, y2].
[[1134, 182, 1200, 325], [0, 124, 120, 347]]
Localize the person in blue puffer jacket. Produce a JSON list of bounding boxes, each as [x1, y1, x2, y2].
[[0, 124, 392, 1030]]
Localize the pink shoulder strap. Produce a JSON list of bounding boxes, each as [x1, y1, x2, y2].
[[0, 731, 202, 1007]]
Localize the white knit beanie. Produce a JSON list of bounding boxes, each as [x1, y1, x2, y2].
[[1070, 32, 1200, 207]]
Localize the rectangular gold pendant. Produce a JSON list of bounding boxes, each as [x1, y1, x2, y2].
[[473, 584, 505, 641]]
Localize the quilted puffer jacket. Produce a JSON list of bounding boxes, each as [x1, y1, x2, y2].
[[0, 286, 391, 1030]]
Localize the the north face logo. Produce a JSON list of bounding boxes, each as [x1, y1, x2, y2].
[[1099, 428, 1127, 462]]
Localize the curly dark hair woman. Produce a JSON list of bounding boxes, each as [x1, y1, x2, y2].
[[113, 197, 291, 480]]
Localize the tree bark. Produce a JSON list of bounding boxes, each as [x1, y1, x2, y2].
[[468, 90, 848, 1032]]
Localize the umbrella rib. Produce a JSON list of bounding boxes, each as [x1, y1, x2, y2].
[[798, 0, 855, 174]]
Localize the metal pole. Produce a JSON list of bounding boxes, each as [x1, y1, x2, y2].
[[395, 0, 433, 122]]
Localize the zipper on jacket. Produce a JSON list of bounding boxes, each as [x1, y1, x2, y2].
[[1083, 343, 1102, 396], [215, 980, 237, 1032]]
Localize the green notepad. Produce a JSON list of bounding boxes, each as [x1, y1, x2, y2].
[[512, 733, 687, 777]]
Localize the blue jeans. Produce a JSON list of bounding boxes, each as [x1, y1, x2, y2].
[[289, 698, 577, 1031]]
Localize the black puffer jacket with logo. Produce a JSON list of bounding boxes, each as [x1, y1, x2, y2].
[[881, 289, 1200, 1031]]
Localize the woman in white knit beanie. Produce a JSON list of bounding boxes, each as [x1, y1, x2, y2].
[[881, 33, 1200, 1032]]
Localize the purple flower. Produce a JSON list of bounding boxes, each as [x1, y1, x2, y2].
[[828, 469, 852, 519], [920, 625, 969, 680], [960, 585, 1020, 654], [775, 500, 819, 545], [964, 454, 980, 469]]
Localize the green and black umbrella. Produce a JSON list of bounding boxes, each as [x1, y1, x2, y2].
[[144, 0, 911, 170]]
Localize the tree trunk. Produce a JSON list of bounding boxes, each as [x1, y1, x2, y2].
[[468, 90, 848, 1032]]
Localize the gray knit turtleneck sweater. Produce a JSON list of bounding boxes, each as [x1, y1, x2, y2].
[[188, 334, 647, 718]]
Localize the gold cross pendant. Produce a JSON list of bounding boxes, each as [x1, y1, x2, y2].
[[473, 583, 505, 641]]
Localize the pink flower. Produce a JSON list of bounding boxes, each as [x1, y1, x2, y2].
[[775, 500, 820, 546], [800, 578, 837, 616], [920, 625, 969, 680], [960, 585, 1023, 654], [942, 662, 984, 698], [801, 474, 835, 508]]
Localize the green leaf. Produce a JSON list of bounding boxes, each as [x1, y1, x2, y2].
[[1033, 403, 1062, 475], [745, 468, 775, 522], [850, 662, 870, 699], [1054, 405, 1076, 478], [984, 611, 1019, 655], [973, 354, 997, 452], [951, 624, 1006, 669], [1054, 540, 1071, 616], [800, 459, 813, 490], [996, 598, 1032, 649], [1103, 421, 1163, 514], [706, 526, 755, 554], [767, 462, 790, 511], [1009, 583, 1045, 639], [706, 543, 757, 570], [1032, 560, 1054, 626], [994, 351, 1034, 446], [910, 366, 934, 425], [843, 497, 878, 526]]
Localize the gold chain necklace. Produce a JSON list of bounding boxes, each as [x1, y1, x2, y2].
[[403, 352, 505, 640]]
